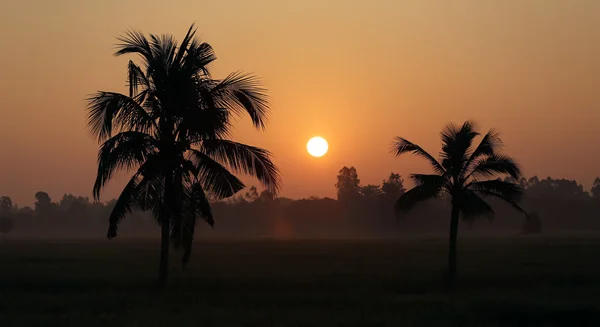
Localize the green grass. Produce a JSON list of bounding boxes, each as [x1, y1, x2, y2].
[[1, 237, 600, 326]]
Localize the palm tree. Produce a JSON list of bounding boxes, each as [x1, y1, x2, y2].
[[86, 24, 281, 288], [391, 121, 525, 287]]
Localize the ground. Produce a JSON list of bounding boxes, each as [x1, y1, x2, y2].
[[1, 236, 600, 326]]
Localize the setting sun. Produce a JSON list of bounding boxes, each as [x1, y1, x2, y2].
[[307, 137, 328, 157]]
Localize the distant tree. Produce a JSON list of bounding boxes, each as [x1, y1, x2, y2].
[[99, 199, 119, 222], [258, 190, 275, 202], [59, 194, 90, 209], [227, 194, 248, 205], [591, 178, 600, 200], [392, 121, 526, 287], [277, 197, 294, 206], [0, 196, 14, 237], [381, 173, 406, 199], [34, 192, 56, 215], [86, 25, 280, 287], [59, 194, 90, 218], [335, 166, 361, 202], [518, 177, 529, 190], [0, 196, 12, 215], [0, 216, 15, 238], [526, 177, 589, 201], [360, 184, 382, 199], [34, 192, 51, 205], [245, 186, 259, 202], [552, 178, 589, 200], [528, 176, 540, 185], [16, 206, 34, 217]]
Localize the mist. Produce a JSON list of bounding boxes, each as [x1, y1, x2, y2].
[[3, 170, 598, 240]]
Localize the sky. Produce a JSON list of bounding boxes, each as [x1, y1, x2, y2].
[[1, 0, 599, 206]]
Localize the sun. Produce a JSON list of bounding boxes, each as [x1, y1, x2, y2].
[[307, 136, 328, 157]]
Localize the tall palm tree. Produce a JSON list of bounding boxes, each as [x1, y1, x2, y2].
[[86, 24, 281, 287], [391, 121, 525, 287]]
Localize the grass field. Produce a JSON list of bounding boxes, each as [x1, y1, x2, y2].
[[1, 237, 600, 326]]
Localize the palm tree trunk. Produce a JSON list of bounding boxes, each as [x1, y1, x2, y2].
[[158, 170, 173, 289], [447, 203, 460, 288], [158, 213, 170, 288]]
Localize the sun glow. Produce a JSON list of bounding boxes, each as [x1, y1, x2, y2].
[[307, 137, 328, 157]]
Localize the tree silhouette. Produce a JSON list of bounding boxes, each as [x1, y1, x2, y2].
[[526, 176, 590, 201], [0, 216, 15, 238], [258, 190, 275, 202], [335, 166, 361, 202], [34, 192, 57, 217], [591, 178, 600, 200], [245, 186, 259, 202], [0, 196, 14, 238], [59, 194, 90, 219], [381, 173, 405, 202], [16, 206, 34, 218], [360, 184, 382, 199], [86, 24, 280, 287], [391, 121, 525, 287], [0, 196, 12, 214]]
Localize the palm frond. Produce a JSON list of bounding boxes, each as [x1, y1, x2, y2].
[[460, 190, 495, 222], [191, 182, 214, 226], [114, 29, 153, 61], [210, 72, 270, 130], [468, 154, 522, 181], [391, 137, 446, 174], [107, 174, 143, 238], [141, 90, 162, 115], [201, 140, 281, 194], [410, 174, 448, 189], [468, 129, 502, 161], [470, 179, 526, 214], [189, 149, 246, 199], [148, 33, 178, 65], [183, 39, 215, 77], [180, 182, 213, 266], [136, 168, 166, 224], [86, 92, 156, 142], [173, 24, 197, 66], [135, 172, 164, 211], [179, 107, 231, 142], [440, 121, 479, 176], [127, 61, 150, 97], [460, 128, 502, 179], [395, 180, 444, 214], [93, 132, 158, 200]]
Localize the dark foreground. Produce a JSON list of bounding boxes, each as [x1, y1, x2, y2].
[[1, 237, 600, 327]]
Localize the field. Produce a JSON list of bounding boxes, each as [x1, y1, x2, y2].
[[1, 237, 600, 326]]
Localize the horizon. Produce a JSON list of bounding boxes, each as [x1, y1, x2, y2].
[[4, 171, 599, 208], [2, 0, 600, 206]]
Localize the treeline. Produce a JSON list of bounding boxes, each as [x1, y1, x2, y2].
[[2, 168, 600, 238]]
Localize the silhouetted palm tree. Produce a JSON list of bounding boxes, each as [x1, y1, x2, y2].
[[391, 121, 525, 287], [86, 24, 280, 287]]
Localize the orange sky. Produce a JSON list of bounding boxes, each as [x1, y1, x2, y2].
[[1, 0, 600, 206]]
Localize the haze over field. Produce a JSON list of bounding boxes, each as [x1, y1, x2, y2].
[[1, 0, 600, 206]]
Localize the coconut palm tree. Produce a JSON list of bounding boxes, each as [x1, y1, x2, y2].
[[391, 121, 525, 287], [86, 24, 280, 287]]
